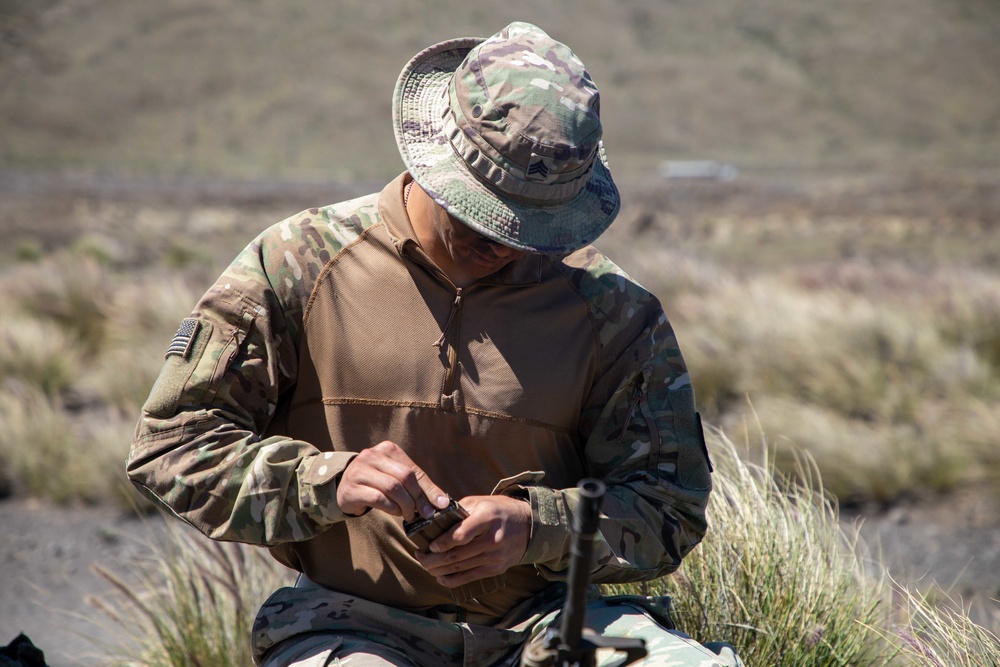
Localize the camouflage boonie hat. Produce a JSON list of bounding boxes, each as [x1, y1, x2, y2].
[[392, 21, 620, 254]]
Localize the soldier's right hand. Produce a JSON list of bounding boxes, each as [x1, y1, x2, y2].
[[336, 441, 449, 520]]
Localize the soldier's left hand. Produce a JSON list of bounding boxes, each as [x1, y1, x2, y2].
[[414, 495, 531, 588]]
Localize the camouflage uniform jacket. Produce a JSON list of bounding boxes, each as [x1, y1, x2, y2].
[[127, 173, 713, 619]]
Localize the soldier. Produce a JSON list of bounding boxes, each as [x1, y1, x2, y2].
[[127, 21, 741, 667]]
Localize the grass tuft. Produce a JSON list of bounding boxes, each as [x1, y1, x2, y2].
[[3, 253, 113, 354], [606, 429, 1000, 666], [78, 273, 201, 412], [0, 314, 83, 396], [89, 520, 293, 667], [884, 586, 1000, 666], [0, 382, 135, 505], [609, 429, 896, 665]]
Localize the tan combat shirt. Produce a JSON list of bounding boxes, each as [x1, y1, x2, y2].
[[127, 173, 712, 619]]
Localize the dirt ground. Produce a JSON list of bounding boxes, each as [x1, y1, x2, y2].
[[0, 500, 156, 666], [2, 489, 999, 666], [848, 485, 1000, 628]]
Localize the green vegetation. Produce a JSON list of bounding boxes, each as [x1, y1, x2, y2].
[[0, 172, 998, 663], [2, 0, 999, 663], [608, 432, 896, 664], [89, 521, 293, 667], [92, 433, 1000, 666]]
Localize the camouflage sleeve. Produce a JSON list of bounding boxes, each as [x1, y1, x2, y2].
[[126, 200, 377, 546], [519, 248, 712, 583]]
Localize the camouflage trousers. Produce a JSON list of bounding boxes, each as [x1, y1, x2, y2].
[[252, 575, 743, 667]]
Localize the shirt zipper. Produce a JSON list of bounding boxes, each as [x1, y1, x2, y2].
[[401, 243, 478, 413], [433, 287, 464, 411], [433, 288, 463, 349]]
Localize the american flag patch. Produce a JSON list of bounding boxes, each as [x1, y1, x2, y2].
[[166, 318, 199, 359]]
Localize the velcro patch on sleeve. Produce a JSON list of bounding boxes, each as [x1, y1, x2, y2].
[[143, 319, 213, 418], [166, 318, 200, 359]]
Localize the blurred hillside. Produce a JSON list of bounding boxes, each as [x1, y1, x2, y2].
[[1, 0, 999, 185], [4, 4, 1000, 645]]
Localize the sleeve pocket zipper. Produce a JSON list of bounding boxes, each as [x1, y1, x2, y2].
[[618, 369, 661, 454], [203, 310, 255, 404]]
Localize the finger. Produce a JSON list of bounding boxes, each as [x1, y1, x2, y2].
[[340, 453, 423, 518], [371, 470, 425, 517], [417, 542, 489, 577], [372, 443, 448, 517], [350, 444, 428, 517], [410, 467, 450, 513], [340, 470, 416, 517], [428, 515, 482, 553]]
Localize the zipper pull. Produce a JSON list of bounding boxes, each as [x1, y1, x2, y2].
[[432, 289, 464, 348], [617, 376, 644, 442]]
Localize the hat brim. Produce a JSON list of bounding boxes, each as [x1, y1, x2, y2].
[[392, 38, 620, 255]]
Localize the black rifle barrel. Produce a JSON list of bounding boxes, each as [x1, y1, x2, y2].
[[558, 477, 606, 652]]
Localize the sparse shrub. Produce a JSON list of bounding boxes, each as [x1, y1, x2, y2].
[[15, 237, 44, 263], [609, 430, 897, 665], [0, 382, 127, 504], [80, 273, 200, 411], [162, 240, 213, 270], [89, 521, 294, 667], [2, 253, 112, 353], [71, 232, 123, 267], [0, 314, 84, 396]]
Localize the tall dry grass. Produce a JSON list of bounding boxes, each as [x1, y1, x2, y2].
[[89, 521, 294, 667], [0, 241, 204, 506], [606, 431, 1000, 666], [1, 183, 998, 663], [0, 376, 144, 505], [78, 272, 206, 413], [3, 197, 1000, 508], [664, 434, 891, 663], [607, 430, 895, 664], [90, 432, 1000, 666], [0, 313, 83, 396], [889, 586, 1000, 667], [642, 254, 1000, 504]]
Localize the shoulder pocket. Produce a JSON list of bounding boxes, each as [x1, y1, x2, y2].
[[143, 318, 214, 418], [201, 309, 255, 404], [669, 386, 712, 491]]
